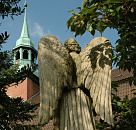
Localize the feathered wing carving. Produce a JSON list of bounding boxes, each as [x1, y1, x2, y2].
[[80, 37, 113, 125], [38, 36, 74, 125]]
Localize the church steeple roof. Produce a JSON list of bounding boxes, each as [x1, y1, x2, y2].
[[13, 1, 37, 68], [20, 5, 30, 38], [13, 2, 34, 50]]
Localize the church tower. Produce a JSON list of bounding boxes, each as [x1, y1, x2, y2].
[[7, 1, 40, 104], [13, 4, 37, 68]]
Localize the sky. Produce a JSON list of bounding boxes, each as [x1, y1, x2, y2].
[[1, 0, 119, 51]]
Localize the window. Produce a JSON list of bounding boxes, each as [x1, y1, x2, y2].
[[23, 50, 28, 59], [16, 51, 20, 60], [32, 52, 35, 62]]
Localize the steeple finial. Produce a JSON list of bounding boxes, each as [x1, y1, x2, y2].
[[20, 0, 29, 38]]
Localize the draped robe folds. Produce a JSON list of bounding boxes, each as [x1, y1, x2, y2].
[[60, 88, 96, 130], [59, 52, 96, 130]]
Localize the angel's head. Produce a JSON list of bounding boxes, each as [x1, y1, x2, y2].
[[64, 38, 81, 54]]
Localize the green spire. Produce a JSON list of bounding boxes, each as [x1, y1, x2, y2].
[[20, 3, 29, 38], [14, 1, 34, 49]]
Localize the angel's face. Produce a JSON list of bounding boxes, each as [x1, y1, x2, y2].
[[64, 38, 81, 54]]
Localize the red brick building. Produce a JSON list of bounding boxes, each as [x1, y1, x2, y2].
[[7, 76, 40, 104], [112, 69, 136, 100]]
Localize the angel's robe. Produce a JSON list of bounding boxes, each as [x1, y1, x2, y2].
[[59, 52, 96, 130]]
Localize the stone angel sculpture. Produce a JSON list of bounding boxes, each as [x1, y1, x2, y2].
[[38, 35, 113, 130]]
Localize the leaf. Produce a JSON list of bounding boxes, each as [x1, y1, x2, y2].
[[87, 24, 93, 32], [76, 7, 81, 10], [96, 20, 107, 33], [90, 29, 95, 36], [116, 6, 121, 13], [68, 9, 77, 15], [131, 7, 134, 13]]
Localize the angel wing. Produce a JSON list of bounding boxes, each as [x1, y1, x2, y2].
[[80, 37, 113, 125], [38, 35, 74, 125]]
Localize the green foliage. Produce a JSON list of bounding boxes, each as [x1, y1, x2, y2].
[[0, 0, 24, 19], [0, 97, 36, 130], [0, 32, 9, 45], [0, 0, 24, 47], [67, 0, 136, 84], [112, 97, 136, 130], [0, 46, 36, 130]]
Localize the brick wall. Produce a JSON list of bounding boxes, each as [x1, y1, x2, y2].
[[7, 79, 28, 100], [7, 77, 39, 102], [112, 69, 136, 100]]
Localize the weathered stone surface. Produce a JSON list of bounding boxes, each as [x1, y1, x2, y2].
[[38, 36, 113, 130]]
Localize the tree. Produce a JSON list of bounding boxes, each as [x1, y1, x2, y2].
[[113, 97, 136, 130], [67, 0, 136, 84], [0, 1, 36, 129]]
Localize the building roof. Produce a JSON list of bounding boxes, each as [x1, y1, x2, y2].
[[112, 69, 133, 82]]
